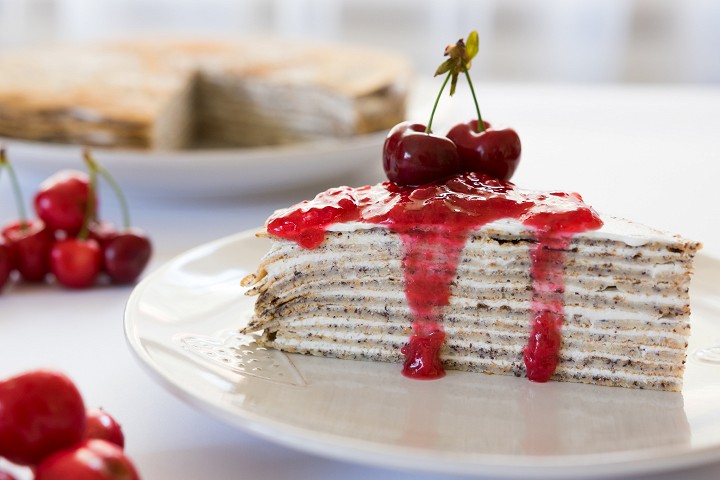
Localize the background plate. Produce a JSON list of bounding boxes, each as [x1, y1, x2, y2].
[[1, 132, 386, 198], [124, 229, 720, 479]]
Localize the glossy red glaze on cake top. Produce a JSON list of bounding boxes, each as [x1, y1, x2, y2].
[[266, 172, 603, 382]]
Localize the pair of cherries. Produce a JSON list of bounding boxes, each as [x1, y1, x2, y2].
[[383, 119, 521, 186], [383, 30, 522, 187]]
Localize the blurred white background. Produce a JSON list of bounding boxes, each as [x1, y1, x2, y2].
[[1, 4, 720, 480], [0, 0, 718, 84]]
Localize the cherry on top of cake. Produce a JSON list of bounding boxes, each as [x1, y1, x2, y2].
[[383, 31, 521, 187]]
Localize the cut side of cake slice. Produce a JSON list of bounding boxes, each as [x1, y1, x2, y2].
[[241, 173, 701, 391], [194, 41, 409, 148]]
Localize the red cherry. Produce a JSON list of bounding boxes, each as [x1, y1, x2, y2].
[[89, 221, 119, 272], [0, 370, 86, 466], [34, 170, 94, 236], [103, 229, 152, 284], [2, 219, 54, 282], [447, 120, 522, 181], [383, 121, 461, 186], [35, 439, 140, 480], [89, 221, 119, 249], [84, 408, 125, 449], [50, 238, 102, 289], [0, 239, 14, 291]]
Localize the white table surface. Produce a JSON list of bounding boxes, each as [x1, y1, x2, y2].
[[1, 83, 719, 479]]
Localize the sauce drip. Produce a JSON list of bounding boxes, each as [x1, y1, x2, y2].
[[267, 172, 603, 382]]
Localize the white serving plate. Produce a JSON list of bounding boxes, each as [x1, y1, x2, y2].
[[1, 132, 386, 198], [124, 229, 720, 479]]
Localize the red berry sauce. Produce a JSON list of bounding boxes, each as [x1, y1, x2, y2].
[[266, 173, 603, 382]]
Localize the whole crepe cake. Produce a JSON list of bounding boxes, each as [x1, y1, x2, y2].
[[241, 33, 701, 391], [0, 38, 410, 149]]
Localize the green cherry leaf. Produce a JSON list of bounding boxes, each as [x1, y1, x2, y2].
[[465, 31, 479, 61], [449, 71, 460, 96], [426, 30, 485, 130], [434, 58, 454, 77]]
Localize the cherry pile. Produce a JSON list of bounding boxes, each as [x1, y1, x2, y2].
[[0, 369, 139, 480], [0, 148, 151, 291], [383, 31, 522, 186]]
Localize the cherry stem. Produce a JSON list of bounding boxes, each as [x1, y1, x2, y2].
[[426, 71, 452, 134], [77, 163, 98, 240], [463, 65, 485, 133], [83, 149, 131, 230], [0, 146, 29, 228]]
